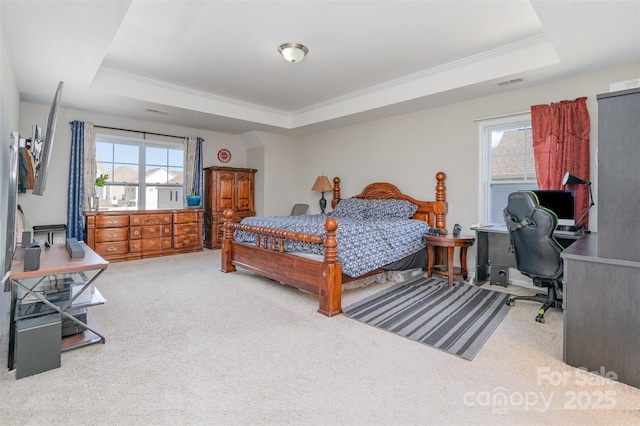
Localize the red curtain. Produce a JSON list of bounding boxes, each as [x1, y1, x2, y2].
[[531, 97, 591, 228]]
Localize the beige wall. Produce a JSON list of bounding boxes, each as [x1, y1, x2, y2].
[[8, 61, 640, 285], [16, 103, 251, 227]]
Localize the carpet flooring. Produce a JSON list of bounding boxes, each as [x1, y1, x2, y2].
[[343, 276, 511, 360]]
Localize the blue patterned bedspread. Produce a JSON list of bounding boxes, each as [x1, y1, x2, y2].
[[233, 214, 429, 277]]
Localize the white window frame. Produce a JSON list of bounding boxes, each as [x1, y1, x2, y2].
[[95, 134, 185, 210], [477, 113, 535, 224]]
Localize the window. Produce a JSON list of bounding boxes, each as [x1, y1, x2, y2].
[[479, 114, 537, 224], [95, 135, 184, 211]]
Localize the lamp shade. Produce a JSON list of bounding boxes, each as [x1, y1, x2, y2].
[[278, 43, 308, 63], [311, 176, 332, 192], [562, 172, 590, 186]]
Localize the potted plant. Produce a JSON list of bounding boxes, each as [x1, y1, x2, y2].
[[185, 188, 201, 207], [91, 173, 109, 211], [95, 173, 109, 187]]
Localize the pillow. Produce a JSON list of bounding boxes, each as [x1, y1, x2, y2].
[[361, 199, 418, 220], [331, 198, 417, 220], [330, 198, 367, 219]]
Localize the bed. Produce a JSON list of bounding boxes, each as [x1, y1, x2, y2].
[[221, 172, 448, 316]]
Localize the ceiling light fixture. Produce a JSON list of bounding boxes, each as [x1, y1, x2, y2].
[[278, 43, 308, 63]]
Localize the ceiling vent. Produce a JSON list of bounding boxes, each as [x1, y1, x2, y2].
[[144, 108, 170, 115], [495, 77, 526, 87]]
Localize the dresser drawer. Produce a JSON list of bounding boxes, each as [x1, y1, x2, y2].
[[129, 240, 142, 252], [95, 241, 129, 256], [139, 238, 172, 252], [173, 223, 197, 236], [96, 215, 129, 228], [130, 214, 172, 226], [173, 235, 198, 248], [140, 224, 171, 238], [96, 227, 129, 242], [174, 211, 198, 224], [130, 227, 141, 240]]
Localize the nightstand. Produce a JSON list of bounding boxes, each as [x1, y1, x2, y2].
[[423, 234, 475, 287]]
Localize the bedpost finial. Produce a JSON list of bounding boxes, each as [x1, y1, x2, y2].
[[436, 171, 446, 182]]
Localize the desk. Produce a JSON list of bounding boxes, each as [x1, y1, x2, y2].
[[562, 235, 640, 389], [474, 225, 582, 285], [423, 234, 475, 287], [8, 243, 108, 376]]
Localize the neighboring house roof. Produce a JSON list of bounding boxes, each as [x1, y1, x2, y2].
[[101, 166, 183, 184], [491, 129, 535, 181]]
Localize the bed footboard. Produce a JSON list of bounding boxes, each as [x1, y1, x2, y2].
[[221, 209, 343, 316]]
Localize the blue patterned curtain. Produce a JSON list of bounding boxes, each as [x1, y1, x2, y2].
[[192, 137, 203, 198], [67, 121, 85, 240]]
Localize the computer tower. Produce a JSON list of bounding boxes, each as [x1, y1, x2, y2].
[[16, 314, 61, 379]]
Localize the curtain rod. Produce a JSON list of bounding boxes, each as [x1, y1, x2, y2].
[[473, 111, 530, 122], [69, 122, 191, 140]]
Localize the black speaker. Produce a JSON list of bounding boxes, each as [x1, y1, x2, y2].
[[21, 231, 31, 248], [23, 245, 41, 271], [490, 265, 509, 287]]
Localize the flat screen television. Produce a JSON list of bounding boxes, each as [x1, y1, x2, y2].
[[32, 81, 64, 196], [530, 189, 575, 227]]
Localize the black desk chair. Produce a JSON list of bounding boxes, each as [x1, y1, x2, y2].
[[503, 191, 564, 323]]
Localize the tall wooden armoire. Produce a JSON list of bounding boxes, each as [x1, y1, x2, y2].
[[203, 166, 257, 249]]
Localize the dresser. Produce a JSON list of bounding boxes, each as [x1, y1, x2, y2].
[[84, 209, 203, 261], [203, 166, 257, 249]]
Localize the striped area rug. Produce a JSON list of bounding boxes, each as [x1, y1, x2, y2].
[[343, 275, 510, 360]]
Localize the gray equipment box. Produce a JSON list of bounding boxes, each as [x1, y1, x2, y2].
[[490, 265, 509, 287], [62, 308, 87, 337], [16, 314, 61, 379]]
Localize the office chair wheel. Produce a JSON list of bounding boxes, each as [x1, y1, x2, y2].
[[535, 314, 545, 323], [507, 295, 516, 307]]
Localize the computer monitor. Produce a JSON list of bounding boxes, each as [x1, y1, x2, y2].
[[530, 190, 575, 227]]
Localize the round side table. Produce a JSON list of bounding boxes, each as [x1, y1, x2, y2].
[[423, 233, 476, 287]]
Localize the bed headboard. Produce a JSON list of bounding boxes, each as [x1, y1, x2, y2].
[[330, 172, 448, 230]]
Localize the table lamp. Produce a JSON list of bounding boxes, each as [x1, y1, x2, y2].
[[311, 176, 332, 214]]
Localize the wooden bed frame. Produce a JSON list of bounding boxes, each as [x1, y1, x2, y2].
[[221, 172, 448, 317]]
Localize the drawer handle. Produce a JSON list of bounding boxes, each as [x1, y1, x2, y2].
[[133, 218, 140, 223], [182, 215, 190, 220], [108, 233, 117, 237], [133, 243, 139, 249], [107, 219, 118, 224], [106, 246, 117, 252], [182, 226, 191, 232], [164, 229, 170, 233], [149, 227, 155, 232], [133, 230, 140, 236], [183, 238, 191, 244], [149, 240, 155, 245], [165, 217, 170, 222]]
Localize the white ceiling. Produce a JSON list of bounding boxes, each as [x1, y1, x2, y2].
[[2, 1, 639, 136]]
